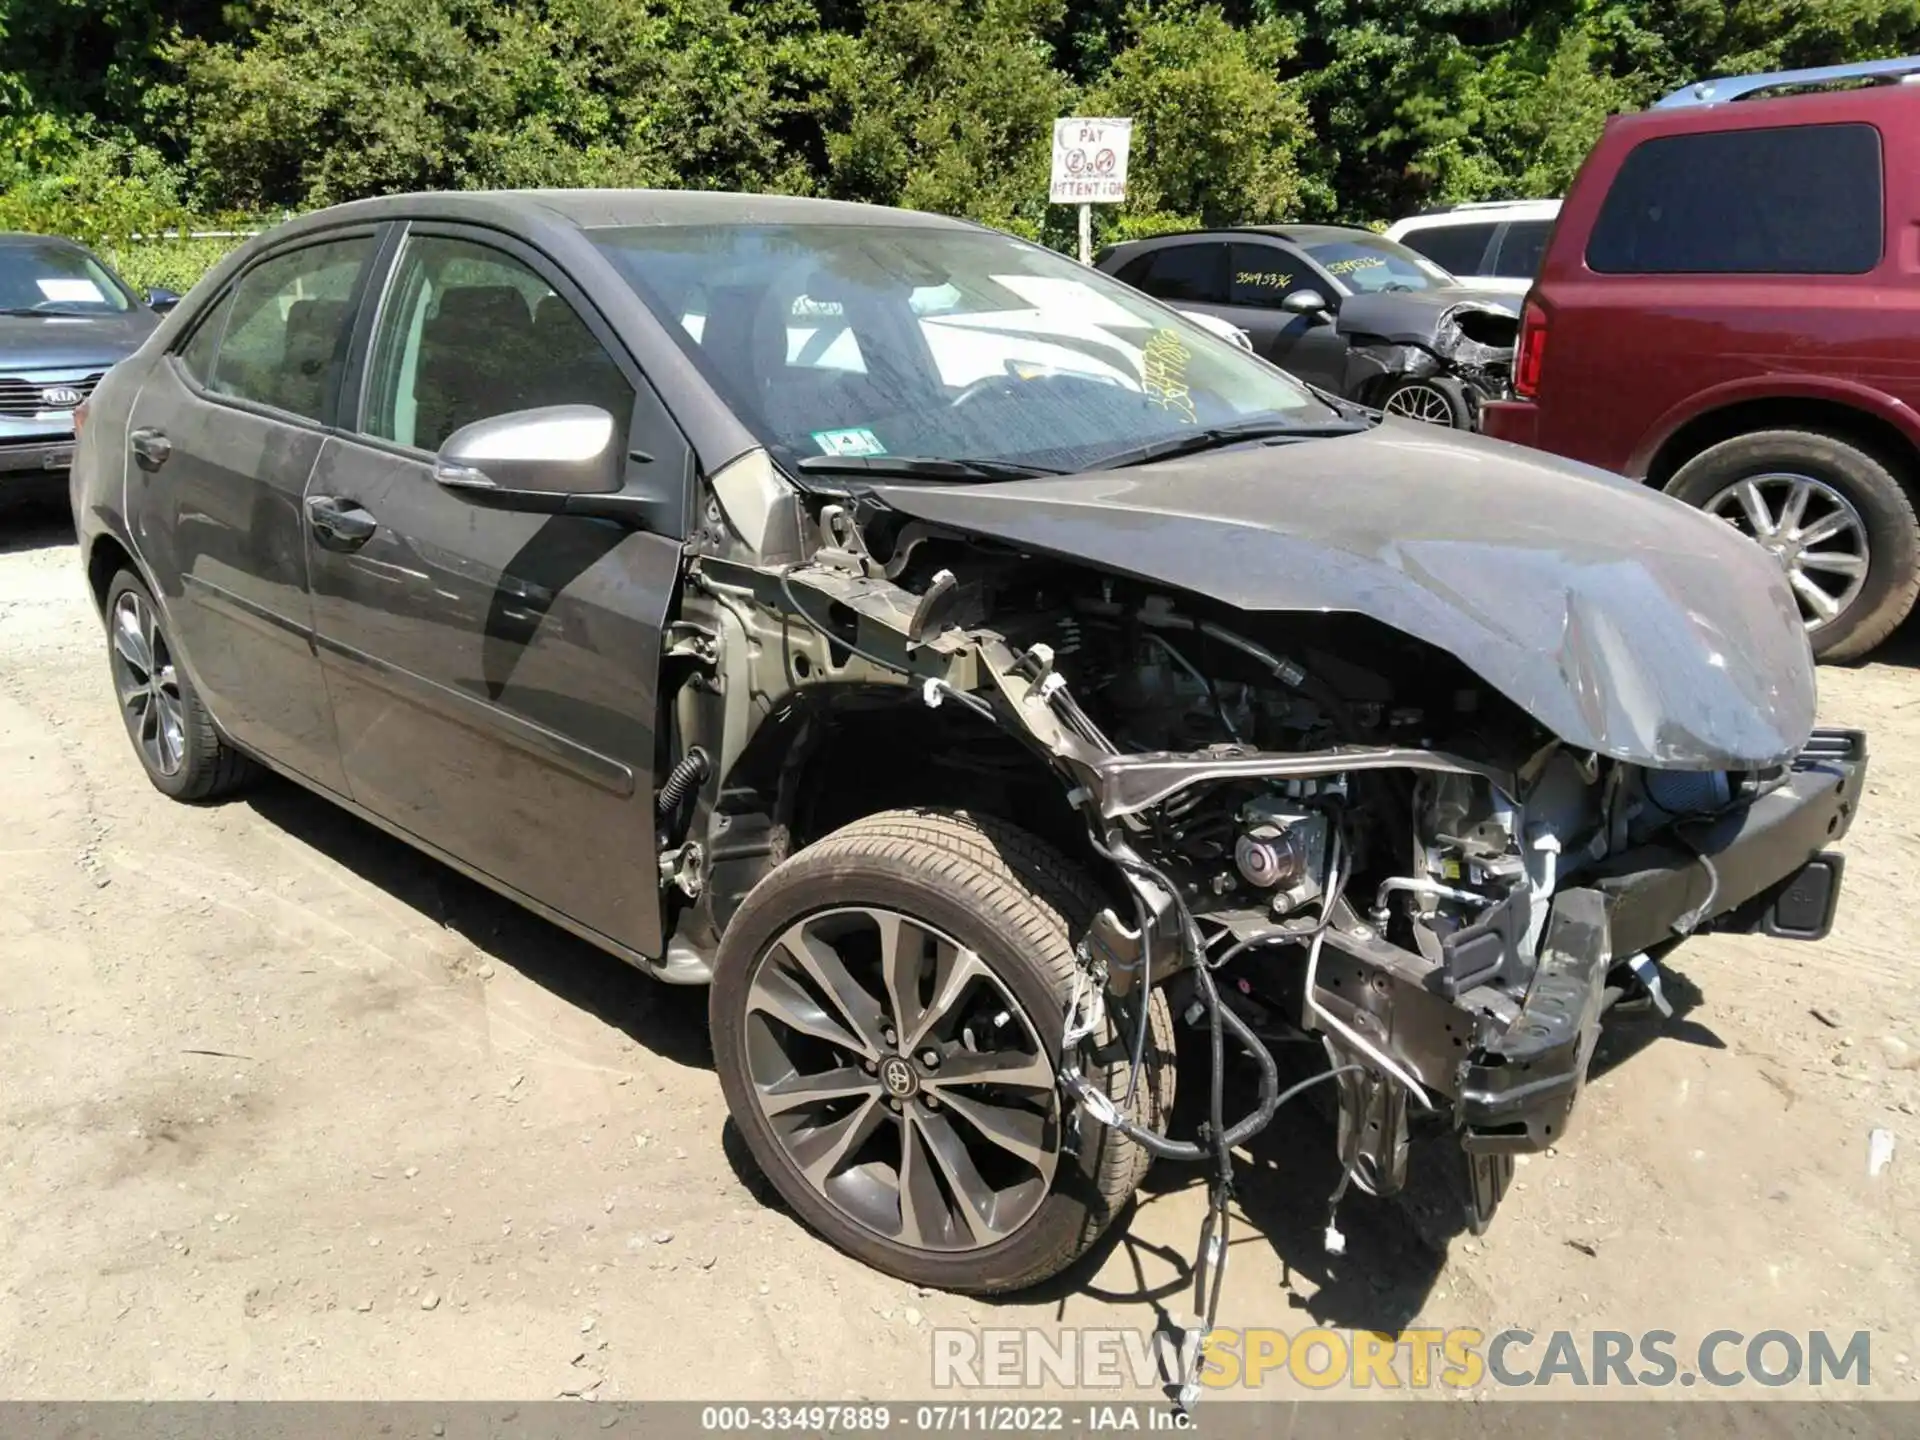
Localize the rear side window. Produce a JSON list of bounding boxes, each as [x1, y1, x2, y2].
[[208, 239, 373, 420], [1586, 123, 1882, 275], [1491, 220, 1553, 280], [1399, 222, 1499, 277], [1135, 244, 1227, 304]]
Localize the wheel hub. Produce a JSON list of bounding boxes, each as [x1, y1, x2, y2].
[[741, 906, 1060, 1253], [878, 1054, 920, 1099], [108, 589, 187, 777], [1702, 471, 1870, 632], [1382, 382, 1456, 426]]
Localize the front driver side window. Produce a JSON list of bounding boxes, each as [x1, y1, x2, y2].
[[363, 235, 636, 453], [1228, 243, 1308, 308]]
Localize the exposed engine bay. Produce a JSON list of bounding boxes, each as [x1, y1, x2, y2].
[[660, 450, 1863, 1402]]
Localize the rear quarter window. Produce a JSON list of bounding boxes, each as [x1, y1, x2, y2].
[[1586, 122, 1883, 275], [1399, 221, 1499, 276]]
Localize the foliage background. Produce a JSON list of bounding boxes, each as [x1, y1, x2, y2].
[[2, 0, 1919, 286]]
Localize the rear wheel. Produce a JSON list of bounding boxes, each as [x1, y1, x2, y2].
[[710, 809, 1173, 1294], [103, 570, 256, 801], [1665, 430, 1919, 661], [1380, 376, 1473, 429]]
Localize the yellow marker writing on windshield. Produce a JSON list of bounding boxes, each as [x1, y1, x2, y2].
[[1141, 329, 1198, 426]]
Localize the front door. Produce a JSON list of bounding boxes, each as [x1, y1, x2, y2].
[[126, 231, 380, 793], [303, 227, 686, 959], [1220, 243, 1350, 391]]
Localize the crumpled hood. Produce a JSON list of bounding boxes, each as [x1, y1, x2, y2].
[[1335, 288, 1518, 349], [873, 423, 1817, 770], [0, 310, 157, 373]]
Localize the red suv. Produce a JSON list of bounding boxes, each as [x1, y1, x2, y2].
[[1482, 57, 1920, 660]]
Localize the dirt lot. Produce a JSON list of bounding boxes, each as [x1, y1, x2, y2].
[[2, 496, 1917, 1403]]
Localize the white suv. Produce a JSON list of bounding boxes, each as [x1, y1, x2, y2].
[[1385, 200, 1561, 294]]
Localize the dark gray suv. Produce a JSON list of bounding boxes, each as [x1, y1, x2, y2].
[[1097, 226, 1519, 429], [0, 233, 171, 486], [70, 191, 1864, 1333]]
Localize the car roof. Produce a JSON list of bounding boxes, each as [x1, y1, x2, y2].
[[0, 232, 95, 250], [1105, 224, 1383, 254], [1656, 56, 1920, 108], [1608, 74, 1920, 139], [1235, 224, 1382, 245], [1390, 200, 1562, 227], [271, 189, 977, 237]]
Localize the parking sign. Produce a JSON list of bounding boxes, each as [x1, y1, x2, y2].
[[1050, 118, 1133, 205]]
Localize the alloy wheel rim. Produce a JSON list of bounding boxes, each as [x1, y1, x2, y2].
[[743, 906, 1060, 1253], [109, 590, 187, 777], [1382, 383, 1456, 426], [1703, 472, 1870, 632]]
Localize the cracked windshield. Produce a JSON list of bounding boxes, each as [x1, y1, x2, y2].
[[594, 223, 1334, 474]]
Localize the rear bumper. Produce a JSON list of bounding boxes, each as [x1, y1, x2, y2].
[[1457, 727, 1867, 1153], [1478, 398, 1538, 448]]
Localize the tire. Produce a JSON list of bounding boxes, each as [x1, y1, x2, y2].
[[710, 808, 1174, 1294], [103, 570, 257, 801], [1379, 376, 1473, 429], [1664, 429, 1920, 662]]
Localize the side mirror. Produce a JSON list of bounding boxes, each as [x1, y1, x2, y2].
[[434, 405, 657, 525], [148, 288, 182, 314], [1282, 289, 1332, 320]]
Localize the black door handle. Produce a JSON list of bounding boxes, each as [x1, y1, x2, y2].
[[306, 495, 379, 550], [130, 427, 171, 471]]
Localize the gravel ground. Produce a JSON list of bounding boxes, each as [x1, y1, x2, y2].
[[2, 496, 1916, 1402]]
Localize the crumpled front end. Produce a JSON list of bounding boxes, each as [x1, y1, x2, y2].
[[1337, 293, 1521, 416], [700, 498, 1860, 1227], [680, 428, 1860, 1376]]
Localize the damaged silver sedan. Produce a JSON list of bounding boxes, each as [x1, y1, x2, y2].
[[73, 194, 1864, 1362]]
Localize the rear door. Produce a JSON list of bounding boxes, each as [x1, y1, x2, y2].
[[125, 229, 382, 792], [303, 224, 688, 959], [1123, 240, 1230, 314]]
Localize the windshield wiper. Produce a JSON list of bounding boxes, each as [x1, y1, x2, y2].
[[1086, 417, 1369, 471], [0, 306, 94, 318], [795, 454, 1065, 482]]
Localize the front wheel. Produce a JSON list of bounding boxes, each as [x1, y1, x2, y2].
[[1665, 429, 1919, 661], [1379, 376, 1473, 429], [710, 809, 1173, 1294]]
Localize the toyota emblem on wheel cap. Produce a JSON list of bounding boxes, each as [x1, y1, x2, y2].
[[879, 1055, 918, 1098]]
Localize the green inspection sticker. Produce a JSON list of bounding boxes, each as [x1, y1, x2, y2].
[[811, 427, 888, 458]]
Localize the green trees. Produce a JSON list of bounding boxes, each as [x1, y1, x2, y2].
[[2, 0, 1920, 259], [1088, 2, 1308, 236]]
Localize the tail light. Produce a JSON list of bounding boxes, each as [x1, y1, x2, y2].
[[1513, 301, 1548, 400]]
